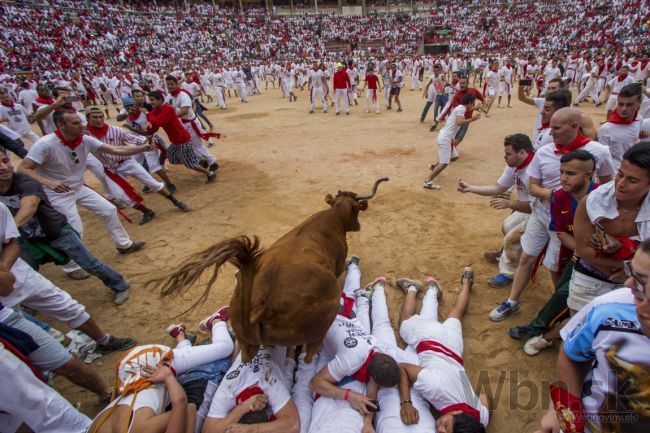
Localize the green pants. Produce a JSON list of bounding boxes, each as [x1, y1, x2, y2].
[[528, 261, 574, 335]]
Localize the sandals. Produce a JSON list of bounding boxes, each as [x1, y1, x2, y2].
[[461, 267, 474, 289]]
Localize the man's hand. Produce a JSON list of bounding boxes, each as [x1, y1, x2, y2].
[[539, 407, 560, 433], [45, 180, 71, 193], [143, 121, 153, 130], [457, 179, 473, 193], [224, 424, 254, 433], [472, 112, 482, 120], [348, 390, 376, 415], [400, 401, 419, 425], [0, 262, 16, 297], [242, 394, 268, 413], [489, 197, 511, 210], [588, 233, 620, 253], [142, 365, 174, 384]]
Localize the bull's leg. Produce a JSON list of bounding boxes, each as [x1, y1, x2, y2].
[[304, 339, 323, 364]]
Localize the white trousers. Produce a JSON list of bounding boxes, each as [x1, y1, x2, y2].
[[134, 148, 163, 174], [86, 153, 112, 197], [310, 87, 327, 112], [106, 159, 165, 208], [46, 185, 133, 251], [334, 89, 349, 113], [171, 321, 234, 373], [292, 352, 318, 433], [577, 80, 600, 104], [214, 87, 226, 108], [20, 130, 41, 146], [236, 83, 248, 102], [498, 211, 529, 278], [2, 258, 90, 328], [383, 85, 391, 105], [0, 344, 91, 433], [365, 89, 380, 113], [184, 120, 217, 165]]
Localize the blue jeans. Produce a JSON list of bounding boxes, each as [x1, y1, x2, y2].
[[420, 100, 433, 121], [434, 94, 449, 120], [193, 99, 212, 128], [455, 122, 470, 143], [48, 227, 129, 292]]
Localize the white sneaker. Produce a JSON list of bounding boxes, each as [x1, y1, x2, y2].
[[423, 180, 440, 190], [366, 109, 370, 113], [507, 104, 513, 108], [524, 335, 553, 356], [498, 104, 503, 108]]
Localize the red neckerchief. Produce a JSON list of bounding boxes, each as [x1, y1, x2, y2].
[[516, 150, 535, 172], [490, 68, 497, 72], [607, 109, 637, 125], [506, 65, 512, 69], [439, 403, 481, 423], [55, 130, 83, 149], [452, 78, 459, 86], [641, 59, 649, 69], [169, 88, 190, 97], [35, 96, 54, 105], [554, 132, 591, 155], [86, 123, 109, 139], [1, 101, 15, 109], [617, 74, 628, 82], [352, 350, 378, 383], [128, 111, 142, 122], [537, 122, 550, 131]]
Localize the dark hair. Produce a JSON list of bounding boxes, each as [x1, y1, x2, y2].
[[165, 75, 178, 83], [619, 83, 642, 101], [546, 89, 572, 109], [504, 134, 533, 153], [560, 149, 597, 171], [641, 238, 650, 254], [623, 142, 650, 178], [20, 81, 30, 89], [367, 353, 399, 387], [148, 90, 164, 101], [549, 77, 565, 88], [52, 108, 77, 126], [239, 410, 269, 424], [452, 413, 486, 433], [460, 93, 476, 105], [132, 89, 144, 96]]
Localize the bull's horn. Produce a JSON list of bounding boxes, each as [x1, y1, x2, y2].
[[356, 177, 389, 200]]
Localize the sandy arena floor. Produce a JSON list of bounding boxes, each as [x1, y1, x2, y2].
[[38, 80, 606, 432]]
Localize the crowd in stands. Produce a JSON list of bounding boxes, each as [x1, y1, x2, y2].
[[1, 0, 648, 74]]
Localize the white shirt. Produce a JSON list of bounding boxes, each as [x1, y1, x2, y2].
[[497, 164, 531, 202], [166, 91, 194, 121], [27, 133, 103, 191], [207, 347, 291, 419], [438, 105, 466, 145], [34, 103, 56, 135], [527, 140, 615, 220], [486, 69, 499, 89], [606, 75, 637, 95], [499, 66, 514, 83], [322, 317, 376, 383], [181, 82, 201, 98], [18, 89, 38, 112], [308, 69, 323, 89], [598, 118, 650, 169], [0, 103, 32, 135]]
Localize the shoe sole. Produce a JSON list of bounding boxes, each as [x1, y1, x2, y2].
[[489, 308, 520, 322]]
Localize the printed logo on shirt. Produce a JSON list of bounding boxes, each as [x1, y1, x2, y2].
[[344, 337, 358, 349], [226, 370, 240, 380]]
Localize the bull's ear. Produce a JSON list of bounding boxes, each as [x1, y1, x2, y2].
[[325, 194, 336, 206], [358, 200, 368, 210]]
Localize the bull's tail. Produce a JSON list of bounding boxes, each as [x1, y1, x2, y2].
[[148, 236, 262, 314]]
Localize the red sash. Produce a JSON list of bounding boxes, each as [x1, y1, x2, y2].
[[351, 350, 377, 383], [416, 340, 464, 365], [182, 118, 221, 141], [104, 169, 143, 205]]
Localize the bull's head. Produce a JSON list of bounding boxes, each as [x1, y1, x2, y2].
[[325, 177, 389, 231]]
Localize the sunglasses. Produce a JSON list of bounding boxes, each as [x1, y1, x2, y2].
[[623, 260, 647, 302], [70, 151, 79, 164]]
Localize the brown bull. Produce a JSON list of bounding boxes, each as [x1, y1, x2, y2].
[[152, 177, 389, 362]]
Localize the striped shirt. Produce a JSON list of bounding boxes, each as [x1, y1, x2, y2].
[[89, 125, 145, 171]]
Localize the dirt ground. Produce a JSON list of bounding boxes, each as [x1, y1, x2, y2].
[[38, 80, 606, 432]]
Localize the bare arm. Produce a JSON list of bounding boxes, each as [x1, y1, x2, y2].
[[203, 399, 300, 433], [97, 142, 155, 156], [309, 365, 375, 414], [518, 84, 535, 106], [573, 198, 622, 270], [580, 113, 598, 140], [528, 177, 552, 201], [557, 232, 576, 252], [176, 106, 190, 118], [14, 195, 40, 228], [0, 238, 20, 269], [115, 112, 128, 122], [31, 95, 66, 123], [399, 363, 421, 425], [458, 180, 510, 196]]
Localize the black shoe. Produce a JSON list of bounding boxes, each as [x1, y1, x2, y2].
[[97, 335, 137, 354], [139, 210, 156, 225], [354, 99, 358, 106], [387, 105, 392, 110], [174, 200, 190, 212], [117, 240, 146, 254], [509, 324, 535, 340], [397, 108, 403, 112], [209, 162, 219, 172], [166, 183, 177, 194], [207, 172, 217, 183], [141, 185, 152, 194], [430, 124, 438, 131], [199, 160, 209, 169], [420, 118, 424, 123]]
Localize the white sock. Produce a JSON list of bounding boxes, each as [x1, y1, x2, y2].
[[407, 286, 417, 293]]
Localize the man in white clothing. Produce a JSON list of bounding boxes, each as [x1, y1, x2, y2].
[[0, 88, 39, 146]]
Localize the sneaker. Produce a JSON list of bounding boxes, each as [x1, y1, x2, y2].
[[397, 108, 402, 112], [113, 289, 130, 305], [117, 240, 146, 254], [345, 255, 361, 269], [487, 273, 513, 288], [489, 300, 520, 322], [97, 335, 137, 353], [509, 324, 535, 340], [430, 124, 438, 131], [209, 162, 220, 172], [141, 185, 152, 194], [396, 278, 423, 293], [207, 171, 217, 183], [336, 112, 340, 116], [375, 111, 379, 114], [524, 335, 553, 356], [483, 251, 501, 264], [199, 160, 209, 169], [484, 112, 491, 117], [498, 104, 503, 108], [166, 183, 177, 194], [67, 269, 90, 280], [424, 277, 443, 300], [174, 200, 190, 212], [507, 104, 513, 108], [364, 276, 387, 296], [346, 112, 350, 115], [309, 110, 314, 114], [166, 323, 186, 338], [387, 105, 392, 110], [323, 110, 328, 113], [199, 306, 230, 331], [423, 180, 440, 190], [367, 110, 370, 113], [139, 210, 156, 225]]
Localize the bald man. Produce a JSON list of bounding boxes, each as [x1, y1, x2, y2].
[[489, 107, 615, 322]]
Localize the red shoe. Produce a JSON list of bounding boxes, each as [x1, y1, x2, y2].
[[199, 306, 230, 331], [166, 323, 186, 338]]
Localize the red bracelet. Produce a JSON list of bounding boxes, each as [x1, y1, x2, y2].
[[344, 390, 350, 401]]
